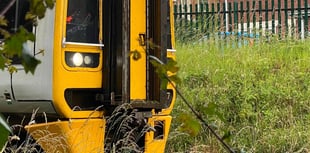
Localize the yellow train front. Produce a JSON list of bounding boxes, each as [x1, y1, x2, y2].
[[0, 0, 176, 152]]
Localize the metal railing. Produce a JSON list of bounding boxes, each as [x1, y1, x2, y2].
[[174, 0, 310, 41]]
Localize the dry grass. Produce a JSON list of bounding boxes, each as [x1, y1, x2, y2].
[[104, 104, 154, 153]]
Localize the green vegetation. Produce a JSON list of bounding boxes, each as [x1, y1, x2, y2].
[[0, 114, 11, 151], [0, 0, 54, 150], [167, 38, 310, 152]]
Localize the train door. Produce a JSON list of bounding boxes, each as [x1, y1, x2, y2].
[[101, 0, 170, 107], [101, 0, 129, 105], [129, 0, 172, 109]]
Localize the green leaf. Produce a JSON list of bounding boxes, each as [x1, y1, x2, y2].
[[166, 59, 179, 73], [150, 59, 181, 89], [221, 130, 232, 142], [25, 12, 37, 20], [168, 75, 181, 84], [203, 102, 217, 116], [160, 78, 169, 90], [0, 114, 11, 133], [7, 65, 17, 74], [0, 127, 9, 151], [44, 0, 55, 9], [22, 53, 41, 74], [200, 102, 225, 122], [4, 27, 35, 57], [29, 0, 47, 19], [0, 17, 8, 26], [0, 28, 11, 39], [177, 113, 201, 136], [147, 40, 160, 50], [4, 38, 23, 57], [0, 114, 11, 151], [150, 60, 166, 74], [0, 56, 5, 70]]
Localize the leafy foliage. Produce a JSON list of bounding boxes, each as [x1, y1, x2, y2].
[[0, 114, 11, 151], [150, 59, 180, 89], [130, 38, 180, 89], [27, 0, 54, 21], [21, 52, 41, 74], [0, 0, 54, 74], [176, 112, 201, 137], [0, 0, 54, 150]]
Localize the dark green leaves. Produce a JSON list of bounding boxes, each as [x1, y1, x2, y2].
[[29, 0, 55, 20], [198, 102, 224, 122], [4, 27, 35, 57], [22, 53, 41, 74], [0, 56, 5, 70], [0, 17, 10, 38], [1, 0, 53, 72], [0, 114, 11, 151], [1, 27, 39, 74], [150, 58, 180, 89], [0, 127, 9, 151], [0, 16, 8, 26], [0, 0, 54, 149], [0, 115, 10, 133], [0, 0, 55, 74], [44, 0, 55, 9], [177, 113, 201, 136]]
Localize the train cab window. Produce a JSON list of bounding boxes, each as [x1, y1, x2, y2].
[[66, 0, 99, 43], [0, 0, 32, 39]]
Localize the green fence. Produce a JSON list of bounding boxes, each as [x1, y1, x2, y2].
[[174, 0, 310, 41]]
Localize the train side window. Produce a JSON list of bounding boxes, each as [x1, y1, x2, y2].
[[0, 0, 32, 64], [66, 0, 99, 43], [0, 0, 32, 39]]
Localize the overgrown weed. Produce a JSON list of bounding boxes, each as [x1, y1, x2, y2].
[[3, 104, 152, 153], [168, 38, 310, 152], [104, 104, 152, 153]]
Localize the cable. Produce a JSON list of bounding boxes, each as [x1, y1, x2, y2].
[[10, 73, 16, 100], [150, 55, 235, 153], [169, 81, 235, 153]]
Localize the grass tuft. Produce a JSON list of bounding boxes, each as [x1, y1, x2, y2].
[[168, 38, 310, 152]]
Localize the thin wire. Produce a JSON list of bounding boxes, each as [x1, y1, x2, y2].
[[10, 73, 16, 100], [169, 81, 235, 153]]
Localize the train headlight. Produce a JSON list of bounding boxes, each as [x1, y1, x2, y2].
[[72, 53, 83, 66], [84, 55, 92, 65], [65, 51, 100, 68]]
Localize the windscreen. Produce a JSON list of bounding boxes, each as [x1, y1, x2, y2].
[[66, 0, 99, 43]]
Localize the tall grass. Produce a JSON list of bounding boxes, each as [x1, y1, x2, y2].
[[167, 38, 310, 152]]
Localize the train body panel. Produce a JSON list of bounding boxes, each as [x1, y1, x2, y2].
[[12, 8, 55, 101], [0, 8, 55, 114], [130, 0, 147, 100], [25, 118, 106, 152], [52, 0, 104, 118]]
